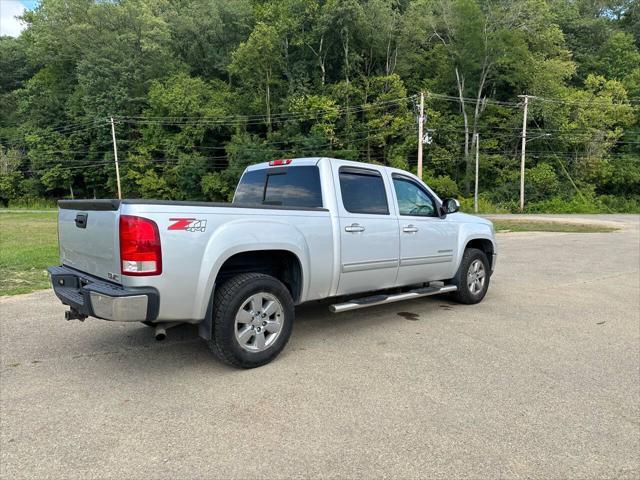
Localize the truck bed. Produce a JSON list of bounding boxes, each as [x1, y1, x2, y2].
[[58, 199, 329, 212]]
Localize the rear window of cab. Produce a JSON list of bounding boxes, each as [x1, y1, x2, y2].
[[234, 166, 323, 208]]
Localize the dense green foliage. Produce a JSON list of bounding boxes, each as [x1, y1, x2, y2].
[[1, 0, 638, 212]]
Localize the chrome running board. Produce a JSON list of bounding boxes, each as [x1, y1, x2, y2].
[[329, 284, 457, 313]]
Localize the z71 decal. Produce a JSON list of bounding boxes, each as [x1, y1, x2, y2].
[[168, 218, 207, 232]]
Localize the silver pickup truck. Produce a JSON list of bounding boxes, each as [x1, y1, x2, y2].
[[48, 157, 497, 367]]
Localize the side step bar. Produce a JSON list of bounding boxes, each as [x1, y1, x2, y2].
[[329, 284, 458, 313]]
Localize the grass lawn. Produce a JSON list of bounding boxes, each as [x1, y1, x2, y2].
[[0, 211, 58, 296], [492, 219, 617, 233]]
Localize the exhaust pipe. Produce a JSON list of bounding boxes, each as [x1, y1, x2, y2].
[[154, 325, 167, 341], [153, 322, 183, 341]]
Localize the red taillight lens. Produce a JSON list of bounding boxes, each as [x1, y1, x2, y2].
[[119, 215, 162, 276], [269, 159, 292, 166]]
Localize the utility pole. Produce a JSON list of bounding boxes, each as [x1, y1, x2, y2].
[[417, 92, 424, 179], [110, 116, 122, 200], [518, 95, 531, 211], [474, 133, 479, 213]]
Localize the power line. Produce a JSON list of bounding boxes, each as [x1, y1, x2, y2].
[[534, 95, 640, 106]]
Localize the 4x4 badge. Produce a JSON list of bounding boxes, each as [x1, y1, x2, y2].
[[168, 218, 207, 232]]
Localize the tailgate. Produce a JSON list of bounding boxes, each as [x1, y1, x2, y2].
[[58, 200, 121, 282]]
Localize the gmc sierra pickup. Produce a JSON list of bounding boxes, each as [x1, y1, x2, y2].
[[48, 157, 497, 367]]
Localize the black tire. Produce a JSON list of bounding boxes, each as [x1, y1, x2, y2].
[[208, 273, 294, 368], [141, 321, 155, 327], [449, 248, 491, 304]]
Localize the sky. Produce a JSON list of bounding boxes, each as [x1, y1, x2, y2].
[[0, 0, 37, 37]]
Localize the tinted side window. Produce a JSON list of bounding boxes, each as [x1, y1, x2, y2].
[[234, 169, 266, 204], [339, 169, 389, 215], [234, 166, 323, 208], [392, 176, 436, 217]]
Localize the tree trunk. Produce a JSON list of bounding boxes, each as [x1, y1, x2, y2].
[[364, 86, 370, 162], [343, 31, 351, 145], [283, 35, 293, 88], [343, 29, 350, 85], [390, 44, 398, 76], [455, 67, 470, 194], [385, 37, 391, 76], [470, 63, 489, 191], [319, 36, 326, 85], [306, 36, 326, 85]]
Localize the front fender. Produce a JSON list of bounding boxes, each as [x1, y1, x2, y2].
[[454, 222, 497, 273], [193, 219, 310, 319]]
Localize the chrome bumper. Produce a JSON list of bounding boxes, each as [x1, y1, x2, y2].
[[89, 292, 149, 321], [48, 265, 159, 322]]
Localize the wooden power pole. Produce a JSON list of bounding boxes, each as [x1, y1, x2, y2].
[[110, 117, 122, 200], [474, 133, 479, 213], [417, 92, 424, 179], [518, 95, 531, 211]]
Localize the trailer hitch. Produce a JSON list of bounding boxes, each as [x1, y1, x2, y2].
[[65, 308, 87, 321]]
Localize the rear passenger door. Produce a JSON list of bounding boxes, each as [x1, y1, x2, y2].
[[334, 165, 400, 296]]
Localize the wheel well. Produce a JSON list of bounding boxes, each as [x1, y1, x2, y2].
[[465, 239, 494, 263], [215, 250, 303, 302]]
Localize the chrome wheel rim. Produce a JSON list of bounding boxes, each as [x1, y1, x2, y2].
[[234, 292, 284, 352], [467, 259, 486, 295]]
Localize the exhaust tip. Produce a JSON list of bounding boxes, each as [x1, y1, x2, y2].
[[153, 321, 183, 341]]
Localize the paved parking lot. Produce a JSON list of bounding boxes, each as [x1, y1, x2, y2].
[[1, 215, 639, 479]]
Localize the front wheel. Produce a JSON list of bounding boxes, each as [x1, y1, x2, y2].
[[208, 273, 294, 368], [449, 248, 491, 304]]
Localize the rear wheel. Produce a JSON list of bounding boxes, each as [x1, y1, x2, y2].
[[449, 248, 490, 304], [208, 273, 294, 368]]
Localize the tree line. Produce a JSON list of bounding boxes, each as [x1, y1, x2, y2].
[[0, 0, 639, 212]]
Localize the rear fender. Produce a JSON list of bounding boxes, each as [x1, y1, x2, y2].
[[193, 219, 310, 320]]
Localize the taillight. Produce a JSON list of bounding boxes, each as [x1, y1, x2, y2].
[[269, 159, 292, 166], [119, 215, 162, 276]]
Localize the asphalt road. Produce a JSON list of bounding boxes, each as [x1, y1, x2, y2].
[[1, 215, 639, 479]]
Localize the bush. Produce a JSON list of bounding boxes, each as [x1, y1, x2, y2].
[[425, 175, 458, 198], [525, 197, 597, 213], [598, 195, 640, 213], [458, 195, 513, 214], [526, 163, 560, 201], [6, 197, 57, 209]]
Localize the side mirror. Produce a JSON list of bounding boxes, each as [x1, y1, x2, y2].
[[442, 198, 460, 215]]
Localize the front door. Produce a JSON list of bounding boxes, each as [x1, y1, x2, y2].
[[334, 165, 400, 296], [391, 174, 458, 286]]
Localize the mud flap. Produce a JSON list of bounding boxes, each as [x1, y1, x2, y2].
[[198, 284, 215, 340]]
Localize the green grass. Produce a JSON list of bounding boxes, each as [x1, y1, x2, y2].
[[0, 211, 58, 296], [492, 219, 617, 233]]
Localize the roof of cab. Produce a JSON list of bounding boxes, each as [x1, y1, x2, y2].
[[245, 157, 322, 171], [245, 156, 395, 171]]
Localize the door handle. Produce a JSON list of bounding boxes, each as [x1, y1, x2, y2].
[[345, 223, 365, 233], [75, 213, 88, 229], [403, 225, 419, 233]]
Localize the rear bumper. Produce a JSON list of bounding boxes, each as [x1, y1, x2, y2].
[[47, 265, 159, 322]]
